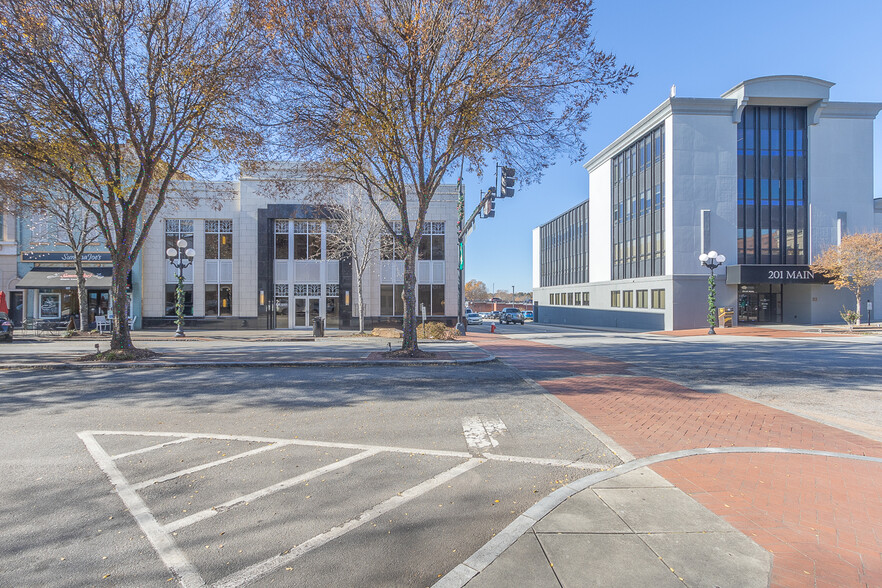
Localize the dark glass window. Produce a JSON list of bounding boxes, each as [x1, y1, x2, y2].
[[165, 284, 193, 316], [611, 125, 665, 279], [539, 201, 589, 287], [737, 106, 808, 264]]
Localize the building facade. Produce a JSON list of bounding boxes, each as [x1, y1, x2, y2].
[[533, 76, 881, 330], [140, 166, 461, 330]]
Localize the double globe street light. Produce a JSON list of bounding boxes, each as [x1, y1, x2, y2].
[[699, 250, 726, 335], [166, 239, 196, 337]]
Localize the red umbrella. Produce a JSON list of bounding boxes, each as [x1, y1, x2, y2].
[[0, 291, 8, 315]]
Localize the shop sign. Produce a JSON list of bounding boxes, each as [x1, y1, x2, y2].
[[21, 251, 112, 263], [727, 265, 830, 285]]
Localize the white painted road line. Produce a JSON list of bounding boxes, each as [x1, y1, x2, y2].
[[78, 432, 206, 588], [163, 448, 384, 533], [211, 458, 485, 588], [483, 452, 608, 471], [111, 436, 196, 459], [461, 417, 506, 453], [130, 443, 285, 491], [87, 430, 474, 460]]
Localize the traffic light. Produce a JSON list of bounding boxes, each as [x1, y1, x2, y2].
[[482, 186, 496, 218], [499, 166, 516, 198]]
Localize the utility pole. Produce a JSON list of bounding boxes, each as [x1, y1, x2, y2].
[[512, 285, 515, 304]]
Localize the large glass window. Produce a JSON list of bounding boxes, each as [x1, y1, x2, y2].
[[165, 284, 193, 316], [418, 222, 446, 260], [380, 284, 405, 316], [738, 106, 807, 264], [381, 221, 405, 260], [611, 125, 665, 279], [205, 220, 233, 317], [417, 284, 446, 316], [293, 221, 322, 260], [165, 219, 194, 255], [539, 201, 589, 288]]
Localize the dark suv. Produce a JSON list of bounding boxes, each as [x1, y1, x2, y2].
[[499, 308, 524, 325]]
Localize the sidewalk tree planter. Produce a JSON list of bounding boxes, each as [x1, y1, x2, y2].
[[262, 0, 635, 355]]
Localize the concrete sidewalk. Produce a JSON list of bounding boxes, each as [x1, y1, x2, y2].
[[0, 329, 493, 368], [443, 333, 882, 588]]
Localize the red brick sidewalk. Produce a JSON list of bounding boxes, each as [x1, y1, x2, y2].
[[468, 333, 882, 588]]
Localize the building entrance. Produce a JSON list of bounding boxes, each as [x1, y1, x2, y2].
[[738, 284, 782, 324], [292, 297, 321, 328]]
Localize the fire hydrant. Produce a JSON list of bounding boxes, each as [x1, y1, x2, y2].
[[490, 323, 496, 333]]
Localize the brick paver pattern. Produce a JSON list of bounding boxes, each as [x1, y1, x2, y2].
[[469, 333, 882, 588]]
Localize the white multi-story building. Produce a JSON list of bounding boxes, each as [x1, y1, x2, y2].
[[141, 165, 461, 330], [533, 76, 881, 330]]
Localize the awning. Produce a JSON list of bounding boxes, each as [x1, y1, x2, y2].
[[16, 267, 114, 289]]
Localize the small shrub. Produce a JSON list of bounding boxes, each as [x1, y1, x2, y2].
[[417, 321, 458, 340], [840, 307, 859, 327]]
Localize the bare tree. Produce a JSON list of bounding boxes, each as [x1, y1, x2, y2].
[[0, 0, 265, 351], [811, 232, 882, 325], [324, 191, 387, 333], [22, 189, 102, 332], [261, 0, 635, 355]]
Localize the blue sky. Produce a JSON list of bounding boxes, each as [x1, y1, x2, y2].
[[459, 0, 882, 295]]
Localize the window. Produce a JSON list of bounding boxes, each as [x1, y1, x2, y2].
[[205, 220, 233, 317], [165, 284, 193, 316], [567, 292, 574, 306], [636, 290, 648, 308], [275, 220, 289, 260], [574, 292, 581, 305], [582, 292, 590, 306], [623, 291, 633, 308], [165, 219, 194, 256], [293, 221, 322, 260], [380, 284, 405, 315], [381, 222, 405, 260], [39, 293, 61, 319], [611, 125, 665, 279], [539, 201, 590, 288], [651, 289, 666, 309], [418, 221, 445, 260], [737, 106, 808, 264], [611, 291, 621, 308], [418, 284, 446, 315]]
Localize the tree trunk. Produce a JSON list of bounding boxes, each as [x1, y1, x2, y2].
[[400, 244, 419, 353], [74, 258, 89, 332], [356, 274, 365, 334], [855, 288, 863, 325], [110, 255, 134, 350]]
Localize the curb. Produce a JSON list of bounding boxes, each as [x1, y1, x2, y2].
[[434, 446, 882, 588], [0, 355, 497, 370]]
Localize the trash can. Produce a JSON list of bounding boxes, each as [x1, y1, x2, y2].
[[718, 307, 734, 328], [313, 316, 324, 337]]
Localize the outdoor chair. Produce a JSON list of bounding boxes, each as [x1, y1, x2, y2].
[[95, 315, 110, 334]]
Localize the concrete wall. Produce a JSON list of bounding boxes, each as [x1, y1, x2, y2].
[[587, 159, 612, 282]]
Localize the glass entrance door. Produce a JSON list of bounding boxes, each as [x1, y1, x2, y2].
[[292, 297, 320, 327]]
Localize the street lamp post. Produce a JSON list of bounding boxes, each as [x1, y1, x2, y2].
[[166, 239, 195, 337], [698, 250, 726, 335]]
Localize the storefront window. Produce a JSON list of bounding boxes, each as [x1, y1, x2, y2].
[[39, 293, 61, 319], [205, 220, 233, 317]]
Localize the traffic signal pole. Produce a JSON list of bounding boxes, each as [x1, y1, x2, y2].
[[456, 165, 516, 335]]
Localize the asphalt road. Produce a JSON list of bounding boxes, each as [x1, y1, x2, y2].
[[479, 322, 882, 442], [0, 362, 618, 587]]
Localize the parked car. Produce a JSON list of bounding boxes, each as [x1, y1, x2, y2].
[[523, 310, 534, 321], [489, 310, 501, 319], [499, 308, 524, 325], [0, 312, 14, 342], [466, 312, 483, 325]]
